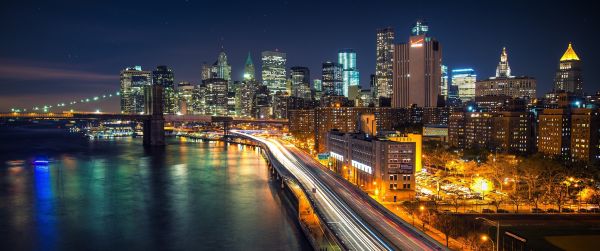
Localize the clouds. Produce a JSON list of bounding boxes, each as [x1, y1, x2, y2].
[[0, 61, 117, 81]]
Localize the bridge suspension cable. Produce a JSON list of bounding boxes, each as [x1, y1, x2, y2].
[[10, 90, 120, 113]]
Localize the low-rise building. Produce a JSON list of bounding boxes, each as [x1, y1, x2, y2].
[[327, 131, 416, 201]]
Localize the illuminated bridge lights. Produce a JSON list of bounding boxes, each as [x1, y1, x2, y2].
[[10, 90, 121, 113], [351, 160, 373, 174]]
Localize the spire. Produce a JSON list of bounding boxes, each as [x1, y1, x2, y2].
[[496, 47, 512, 78], [411, 19, 429, 36], [560, 43, 580, 61], [245, 52, 253, 66], [243, 52, 255, 81]]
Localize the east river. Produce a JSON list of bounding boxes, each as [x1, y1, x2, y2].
[[0, 126, 310, 251]]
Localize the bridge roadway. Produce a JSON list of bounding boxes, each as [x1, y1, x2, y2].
[[233, 131, 446, 251], [0, 112, 288, 124]]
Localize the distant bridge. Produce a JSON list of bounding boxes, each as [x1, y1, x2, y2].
[[0, 112, 288, 125], [1, 85, 288, 146]]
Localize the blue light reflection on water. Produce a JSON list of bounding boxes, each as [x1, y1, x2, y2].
[[33, 164, 57, 251]]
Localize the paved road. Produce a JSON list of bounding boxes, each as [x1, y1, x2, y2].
[[234, 131, 446, 250]]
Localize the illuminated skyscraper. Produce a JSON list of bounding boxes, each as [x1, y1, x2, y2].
[[338, 49, 360, 97], [441, 65, 448, 99], [476, 48, 536, 99], [392, 20, 442, 107], [120, 66, 151, 114], [214, 50, 231, 82], [375, 27, 395, 98], [321, 61, 344, 96], [261, 50, 287, 94], [554, 43, 583, 95], [152, 65, 177, 114], [496, 47, 511, 78], [243, 52, 255, 81], [290, 66, 311, 99], [451, 68, 477, 103]]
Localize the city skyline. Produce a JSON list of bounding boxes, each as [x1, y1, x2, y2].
[[0, 1, 598, 112]]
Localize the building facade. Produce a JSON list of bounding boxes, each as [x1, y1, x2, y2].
[[321, 61, 344, 96], [152, 65, 177, 114], [338, 49, 360, 97], [392, 20, 442, 107], [476, 48, 536, 100], [120, 66, 152, 114], [262, 50, 287, 94], [327, 131, 417, 201], [451, 68, 477, 103], [554, 43, 583, 95], [290, 66, 311, 99], [376, 27, 395, 99]]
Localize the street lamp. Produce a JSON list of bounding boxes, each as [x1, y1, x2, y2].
[[481, 234, 495, 251], [476, 217, 500, 251]]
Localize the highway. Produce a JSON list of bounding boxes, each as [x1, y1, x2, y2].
[[233, 131, 446, 251]]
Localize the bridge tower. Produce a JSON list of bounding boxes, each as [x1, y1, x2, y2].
[[143, 85, 165, 146]]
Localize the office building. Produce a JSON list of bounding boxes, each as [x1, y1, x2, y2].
[[392, 20, 442, 107], [203, 78, 228, 115], [376, 27, 395, 99], [476, 48, 536, 100], [338, 49, 360, 97], [441, 65, 449, 100], [327, 131, 417, 201], [120, 66, 152, 114], [554, 43, 583, 95], [290, 66, 311, 99], [322, 61, 344, 96], [262, 50, 287, 94], [152, 65, 177, 114], [451, 68, 477, 103]]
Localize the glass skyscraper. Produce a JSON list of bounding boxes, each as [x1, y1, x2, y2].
[[322, 61, 343, 96], [338, 49, 360, 97], [261, 50, 287, 94], [375, 27, 395, 99], [451, 68, 477, 103]]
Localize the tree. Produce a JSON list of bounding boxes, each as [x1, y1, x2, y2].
[[403, 200, 419, 226], [448, 195, 463, 213], [588, 190, 600, 209], [489, 195, 504, 212], [432, 213, 457, 247], [508, 192, 522, 213]]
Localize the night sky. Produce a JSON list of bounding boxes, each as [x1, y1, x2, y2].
[[1, 0, 597, 112]]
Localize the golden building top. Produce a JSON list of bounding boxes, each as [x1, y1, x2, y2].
[[560, 43, 580, 61]]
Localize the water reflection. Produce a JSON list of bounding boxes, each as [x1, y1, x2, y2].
[[0, 129, 310, 251]]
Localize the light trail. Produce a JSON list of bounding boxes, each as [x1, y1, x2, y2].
[[233, 130, 447, 251], [234, 130, 392, 250]]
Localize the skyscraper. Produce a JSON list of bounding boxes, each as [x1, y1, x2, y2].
[[476, 48, 536, 100], [214, 50, 231, 82], [290, 66, 311, 99], [392, 20, 442, 107], [204, 78, 228, 115], [152, 65, 177, 114], [120, 66, 152, 114], [338, 49, 360, 97], [375, 27, 395, 98], [261, 50, 287, 94], [451, 68, 477, 103], [321, 61, 344, 96], [554, 43, 583, 95], [243, 52, 255, 81], [496, 47, 511, 78], [441, 65, 448, 99]]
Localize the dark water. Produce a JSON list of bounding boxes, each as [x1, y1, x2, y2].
[[0, 126, 310, 251]]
